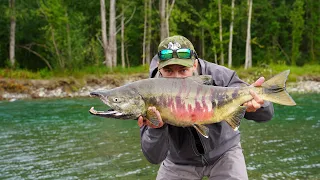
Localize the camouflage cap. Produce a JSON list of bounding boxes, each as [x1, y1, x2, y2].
[[158, 35, 196, 69]]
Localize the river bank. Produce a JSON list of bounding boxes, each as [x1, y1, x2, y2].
[[0, 74, 148, 100], [1, 74, 319, 101]]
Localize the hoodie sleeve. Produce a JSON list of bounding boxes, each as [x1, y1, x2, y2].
[[140, 54, 170, 164], [149, 54, 159, 77], [140, 124, 169, 164], [203, 61, 274, 122], [243, 101, 274, 122]]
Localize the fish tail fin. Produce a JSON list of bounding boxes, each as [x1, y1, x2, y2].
[[225, 106, 246, 130], [261, 70, 296, 106]]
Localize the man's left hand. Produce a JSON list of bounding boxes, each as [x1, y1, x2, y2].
[[243, 77, 265, 112]]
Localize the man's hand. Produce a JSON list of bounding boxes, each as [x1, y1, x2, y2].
[[138, 107, 164, 128], [243, 77, 265, 112]]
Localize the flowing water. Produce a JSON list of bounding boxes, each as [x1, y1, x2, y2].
[[0, 94, 319, 179]]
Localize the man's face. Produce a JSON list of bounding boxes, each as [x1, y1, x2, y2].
[[159, 60, 197, 78]]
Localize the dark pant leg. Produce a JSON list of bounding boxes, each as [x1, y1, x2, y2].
[[156, 158, 202, 180], [206, 143, 248, 180]]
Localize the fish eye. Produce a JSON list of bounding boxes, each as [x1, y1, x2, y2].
[[113, 97, 120, 102]]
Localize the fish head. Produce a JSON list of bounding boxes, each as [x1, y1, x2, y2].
[[89, 87, 146, 120]]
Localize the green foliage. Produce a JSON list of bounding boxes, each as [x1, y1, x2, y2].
[[290, 0, 305, 66], [0, 0, 319, 72], [36, 0, 89, 70], [0, 65, 149, 79], [1, 64, 318, 82], [304, 0, 320, 64], [0, 68, 42, 79]]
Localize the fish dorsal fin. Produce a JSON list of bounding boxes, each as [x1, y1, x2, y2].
[[188, 75, 212, 85], [193, 124, 209, 138], [224, 106, 246, 131]]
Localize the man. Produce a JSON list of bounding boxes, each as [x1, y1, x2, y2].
[[138, 35, 274, 180]]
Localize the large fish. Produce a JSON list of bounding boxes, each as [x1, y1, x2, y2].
[[89, 70, 296, 138]]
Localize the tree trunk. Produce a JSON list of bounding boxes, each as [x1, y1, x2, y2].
[[100, 0, 111, 67], [310, 27, 315, 64], [159, 0, 175, 41], [126, 45, 130, 67], [218, 0, 224, 65], [66, 12, 72, 65], [275, 39, 290, 63], [109, 0, 117, 67], [228, 0, 235, 68], [9, 0, 16, 68], [121, 10, 125, 68], [210, 31, 218, 64], [201, 28, 205, 58], [166, 0, 175, 38], [160, 0, 168, 40], [142, 0, 147, 65], [245, 0, 253, 69], [51, 26, 64, 69], [146, 0, 152, 64], [18, 44, 53, 71], [214, 46, 218, 64]]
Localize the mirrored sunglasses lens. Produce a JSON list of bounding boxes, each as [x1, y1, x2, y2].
[[177, 49, 191, 59], [160, 49, 173, 60]]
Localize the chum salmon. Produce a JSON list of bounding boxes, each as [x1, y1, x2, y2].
[[89, 70, 296, 138]]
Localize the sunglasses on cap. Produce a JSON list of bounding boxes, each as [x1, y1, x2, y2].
[[158, 48, 197, 61]]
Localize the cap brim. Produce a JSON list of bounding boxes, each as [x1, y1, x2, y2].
[[158, 58, 194, 69]]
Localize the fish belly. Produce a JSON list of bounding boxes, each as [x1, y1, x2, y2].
[[158, 97, 214, 127]]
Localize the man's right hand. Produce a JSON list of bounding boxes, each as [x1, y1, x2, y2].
[[138, 107, 164, 128]]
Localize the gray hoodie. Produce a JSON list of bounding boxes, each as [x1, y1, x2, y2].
[[140, 57, 274, 166]]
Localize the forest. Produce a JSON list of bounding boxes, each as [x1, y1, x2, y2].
[[1, 0, 319, 72]]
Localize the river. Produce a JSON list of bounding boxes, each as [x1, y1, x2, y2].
[[0, 94, 319, 179]]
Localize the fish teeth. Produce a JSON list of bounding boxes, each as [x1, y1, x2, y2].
[[115, 112, 123, 116], [89, 107, 97, 114]]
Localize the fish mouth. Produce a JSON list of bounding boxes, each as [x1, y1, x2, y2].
[[89, 107, 135, 119], [89, 107, 123, 117], [90, 92, 124, 118], [89, 92, 135, 119]]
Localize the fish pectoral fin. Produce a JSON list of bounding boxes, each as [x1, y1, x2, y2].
[[146, 108, 160, 126], [193, 124, 209, 138], [225, 106, 246, 131]]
